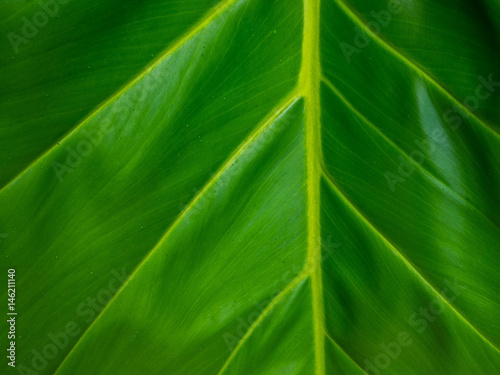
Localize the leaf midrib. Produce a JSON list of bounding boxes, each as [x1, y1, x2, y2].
[[15, 0, 499, 373], [301, 0, 326, 374]]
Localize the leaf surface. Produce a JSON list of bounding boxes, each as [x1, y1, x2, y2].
[[1, 0, 500, 374]]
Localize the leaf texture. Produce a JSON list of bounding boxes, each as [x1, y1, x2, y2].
[[1, 0, 499, 374]]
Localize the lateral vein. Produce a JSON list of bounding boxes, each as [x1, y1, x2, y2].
[[52, 91, 301, 375], [217, 273, 309, 375], [322, 169, 500, 356], [0, 0, 245, 194], [325, 333, 369, 375], [321, 76, 500, 232], [333, 0, 500, 139]]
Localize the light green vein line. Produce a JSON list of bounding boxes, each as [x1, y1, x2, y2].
[[217, 272, 309, 375], [321, 76, 500, 232], [52, 92, 301, 375], [321, 169, 500, 356], [300, 0, 325, 374], [325, 333, 369, 375], [332, 0, 500, 139], [0, 0, 245, 194]]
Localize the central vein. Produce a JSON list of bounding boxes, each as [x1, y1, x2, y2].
[[300, 0, 325, 373]]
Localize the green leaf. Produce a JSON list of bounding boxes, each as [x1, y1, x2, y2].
[[1, 0, 500, 374]]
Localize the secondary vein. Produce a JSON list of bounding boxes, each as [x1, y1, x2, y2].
[[325, 333, 369, 375], [0, 0, 244, 194], [321, 76, 500, 232], [52, 92, 301, 375], [217, 273, 309, 375], [332, 0, 500, 139], [321, 169, 500, 356]]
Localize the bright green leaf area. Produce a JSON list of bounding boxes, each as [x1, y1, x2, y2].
[[1, 0, 500, 374]]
